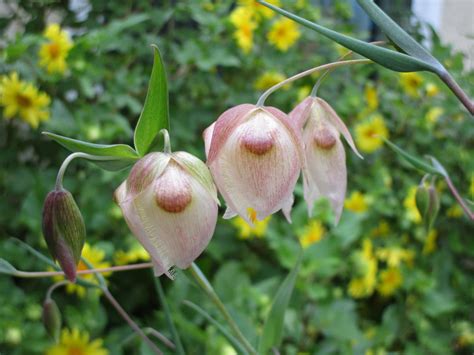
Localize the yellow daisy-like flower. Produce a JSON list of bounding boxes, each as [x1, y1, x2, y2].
[[365, 84, 378, 111], [403, 186, 422, 224], [376, 247, 414, 267], [344, 191, 369, 213], [400, 72, 423, 98], [425, 82, 440, 97], [348, 239, 378, 298], [370, 220, 390, 238], [232, 209, 271, 239], [230, 7, 258, 53], [53, 243, 111, 297], [114, 242, 150, 266], [267, 18, 300, 51], [446, 204, 463, 218], [355, 115, 389, 153], [0, 72, 50, 128], [422, 229, 437, 255], [39, 24, 73, 74], [254, 71, 286, 90], [238, 0, 281, 19], [298, 220, 325, 249], [425, 107, 443, 125], [377, 267, 403, 296], [46, 328, 108, 355]]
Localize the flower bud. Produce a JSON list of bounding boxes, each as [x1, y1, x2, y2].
[[290, 97, 362, 224], [42, 189, 86, 282], [114, 151, 218, 278], [42, 298, 61, 342], [416, 181, 440, 231], [203, 104, 304, 224]]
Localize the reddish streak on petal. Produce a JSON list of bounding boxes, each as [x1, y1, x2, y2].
[[313, 127, 337, 149], [241, 134, 274, 155]]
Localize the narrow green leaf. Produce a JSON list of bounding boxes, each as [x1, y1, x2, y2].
[[258, 1, 435, 72], [258, 253, 302, 354], [43, 132, 139, 171], [382, 138, 440, 175], [183, 300, 249, 355], [356, 0, 444, 73], [0, 258, 17, 275], [427, 156, 449, 177], [134, 45, 169, 156]]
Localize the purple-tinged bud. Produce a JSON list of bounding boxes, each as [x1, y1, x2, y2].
[[42, 189, 85, 282], [42, 298, 61, 342]]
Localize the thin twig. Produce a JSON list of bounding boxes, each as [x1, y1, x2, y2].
[[445, 176, 474, 220], [438, 71, 474, 116]]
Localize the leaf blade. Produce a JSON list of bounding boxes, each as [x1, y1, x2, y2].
[[134, 45, 169, 156], [0, 258, 18, 275]]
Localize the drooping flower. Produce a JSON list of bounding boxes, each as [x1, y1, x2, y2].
[[355, 114, 388, 153], [290, 96, 362, 223], [377, 267, 403, 296], [267, 18, 301, 51], [204, 104, 304, 224], [232, 210, 271, 239], [39, 24, 73, 74], [344, 191, 369, 213], [46, 328, 108, 355], [254, 71, 286, 91], [400, 72, 423, 98], [0, 72, 50, 128], [115, 150, 219, 278], [298, 220, 325, 248]]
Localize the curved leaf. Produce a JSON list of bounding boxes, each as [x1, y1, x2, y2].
[[257, 1, 436, 73], [0, 259, 17, 275], [134, 45, 169, 156]]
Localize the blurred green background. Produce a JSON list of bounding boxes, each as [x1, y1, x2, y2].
[[0, 0, 473, 354]]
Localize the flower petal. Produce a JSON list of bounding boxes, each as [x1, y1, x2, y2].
[[126, 152, 170, 196], [289, 96, 313, 130], [203, 122, 215, 158]]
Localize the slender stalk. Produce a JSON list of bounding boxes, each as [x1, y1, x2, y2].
[[120, 327, 176, 350], [153, 275, 186, 355], [160, 129, 172, 153], [445, 176, 474, 220], [256, 59, 371, 106], [45, 280, 69, 300], [187, 263, 257, 355], [55, 152, 118, 190], [438, 71, 474, 116]]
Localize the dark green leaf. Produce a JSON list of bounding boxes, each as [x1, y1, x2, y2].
[[258, 1, 435, 72], [258, 253, 302, 354], [134, 45, 169, 156], [43, 132, 139, 171]]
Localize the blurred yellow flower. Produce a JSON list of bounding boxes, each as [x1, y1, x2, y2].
[[422, 229, 437, 255], [425, 82, 440, 97], [238, 0, 281, 19], [0, 72, 50, 128], [39, 24, 73, 74], [455, 321, 474, 347], [267, 18, 300, 51], [46, 328, 108, 355], [377, 267, 403, 296], [446, 204, 463, 218], [345, 191, 369, 213], [53, 243, 111, 297], [296, 0, 309, 9], [254, 71, 286, 90], [400, 72, 423, 97], [365, 84, 378, 111], [348, 239, 378, 298], [297, 85, 311, 101], [403, 186, 422, 224], [114, 242, 150, 265], [355, 115, 388, 153], [470, 174, 474, 198], [298, 220, 325, 248], [370, 220, 390, 238], [376, 247, 414, 267], [230, 7, 257, 53], [425, 107, 443, 124], [232, 211, 271, 239]]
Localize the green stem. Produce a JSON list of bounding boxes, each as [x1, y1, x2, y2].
[[153, 275, 186, 355], [438, 70, 474, 115], [187, 263, 257, 355], [160, 129, 172, 153]]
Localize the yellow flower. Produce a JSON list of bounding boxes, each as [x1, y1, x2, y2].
[[355, 115, 388, 153], [230, 7, 257, 53], [446, 204, 463, 218], [254, 71, 287, 91], [53, 243, 111, 297], [345, 191, 369, 213], [400, 72, 423, 98], [370, 220, 390, 238], [39, 24, 73, 74], [232, 209, 271, 239], [425, 107, 443, 124], [297, 85, 311, 101], [377, 267, 403, 296], [267, 18, 300, 51], [470, 174, 474, 199], [46, 328, 108, 355], [425, 83, 440, 97], [403, 186, 422, 224], [298, 220, 325, 248], [376, 247, 414, 267], [0, 72, 50, 128], [365, 84, 378, 111], [238, 0, 281, 19], [114, 242, 150, 265], [422, 229, 437, 255], [348, 239, 378, 298]]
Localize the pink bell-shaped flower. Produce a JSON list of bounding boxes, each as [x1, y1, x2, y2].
[[203, 104, 304, 224], [114, 148, 219, 278], [290, 96, 362, 224]]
